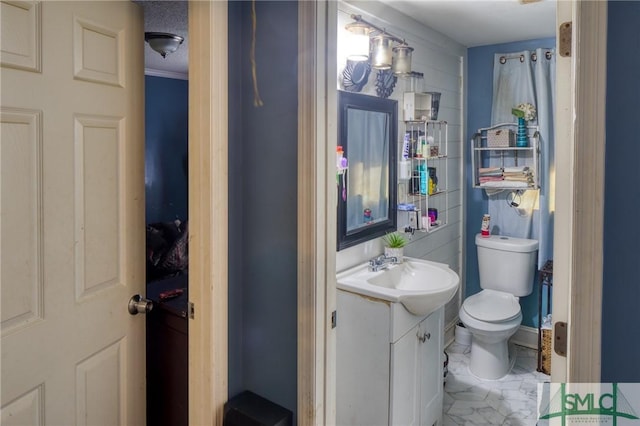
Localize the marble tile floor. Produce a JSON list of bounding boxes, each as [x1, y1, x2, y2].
[[443, 342, 550, 426]]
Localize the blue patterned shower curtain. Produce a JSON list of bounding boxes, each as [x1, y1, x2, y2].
[[490, 48, 555, 268]]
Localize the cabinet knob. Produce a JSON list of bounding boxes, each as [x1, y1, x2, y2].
[[417, 331, 431, 343]]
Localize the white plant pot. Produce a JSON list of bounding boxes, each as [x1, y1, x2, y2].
[[384, 247, 403, 263]]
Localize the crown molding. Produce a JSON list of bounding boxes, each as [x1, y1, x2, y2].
[[144, 67, 188, 80]]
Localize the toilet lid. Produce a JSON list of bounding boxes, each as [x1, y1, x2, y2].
[[463, 290, 521, 322]]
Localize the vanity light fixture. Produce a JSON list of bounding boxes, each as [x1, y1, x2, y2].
[[392, 44, 414, 76], [344, 21, 371, 61], [371, 34, 393, 69], [345, 15, 413, 74], [144, 32, 184, 58]]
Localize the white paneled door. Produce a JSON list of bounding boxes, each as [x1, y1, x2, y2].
[[1, 1, 145, 425]]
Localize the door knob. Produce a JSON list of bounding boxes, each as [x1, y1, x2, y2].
[[128, 294, 153, 315]]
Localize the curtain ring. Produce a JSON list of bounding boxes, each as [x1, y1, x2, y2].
[[499, 56, 506, 64], [531, 52, 537, 61], [519, 54, 525, 63], [545, 51, 553, 60]]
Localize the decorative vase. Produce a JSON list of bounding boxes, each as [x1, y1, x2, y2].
[[516, 117, 528, 147], [384, 247, 403, 263]]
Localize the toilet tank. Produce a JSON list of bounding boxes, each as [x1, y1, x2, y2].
[[476, 234, 538, 296]]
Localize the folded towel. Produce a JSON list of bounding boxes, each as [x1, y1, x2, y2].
[[480, 180, 531, 188], [504, 175, 532, 182], [479, 176, 504, 183], [503, 166, 529, 173], [479, 171, 504, 177], [397, 203, 417, 211], [478, 167, 502, 174], [484, 188, 506, 196], [503, 173, 531, 178]]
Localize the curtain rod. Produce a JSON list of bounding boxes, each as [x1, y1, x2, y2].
[[499, 50, 554, 64]]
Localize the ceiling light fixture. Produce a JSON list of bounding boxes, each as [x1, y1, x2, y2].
[[144, 32, 184, 58]]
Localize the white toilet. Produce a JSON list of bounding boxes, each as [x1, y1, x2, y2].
[[459, 234, 538, 379]]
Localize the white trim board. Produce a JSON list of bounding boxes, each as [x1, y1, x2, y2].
[[511, 325, 539, 350], [551, 0, 606, 383], [447, 322, 539, 350], [567, 0, 606, 383], [187, 1, 228, 424], [145, 67, 188, 80], [297, 2, 335, 424]]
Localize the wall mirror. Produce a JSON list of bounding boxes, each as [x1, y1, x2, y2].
[[337, 91, 397, 250]]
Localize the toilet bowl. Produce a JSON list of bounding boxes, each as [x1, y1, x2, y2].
[[459, 234, 538, 380], [459, 289, 522, 379]]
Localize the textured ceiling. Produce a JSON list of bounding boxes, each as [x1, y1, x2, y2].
[[134, 0, 188, 79]]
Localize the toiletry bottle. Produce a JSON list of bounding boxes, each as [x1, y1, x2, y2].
[[402, 133, 410, 160], [364, 208, 372, 223], [481, 214, 491, 237], [419, 163, 427, 195], [426, 135, 435, 157], [410, 169, 418, 194], [428, 167, 437, 195]]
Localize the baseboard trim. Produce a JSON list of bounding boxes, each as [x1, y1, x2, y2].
[[510, 325, 539, 349], [444, 320, 457, 348], [447, 319, 539, 350]]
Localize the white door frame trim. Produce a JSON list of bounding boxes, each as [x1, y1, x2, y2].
[[188, 1, 229, 424], [553, 0, 606, 383], [298, 1, 337, 424], [568, 0, 607, 382]]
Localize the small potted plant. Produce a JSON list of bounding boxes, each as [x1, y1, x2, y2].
[[382, 231, 407, 263]]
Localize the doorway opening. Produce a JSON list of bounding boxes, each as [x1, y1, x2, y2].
[[136, 1, 189, 425]]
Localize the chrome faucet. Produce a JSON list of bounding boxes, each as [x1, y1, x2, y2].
[[369, 254, 398, 272]]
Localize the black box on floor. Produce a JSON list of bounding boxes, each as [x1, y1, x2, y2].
[[224, 391, 292, 426]]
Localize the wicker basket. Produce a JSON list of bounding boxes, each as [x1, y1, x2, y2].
[[541, 328, 552, 375], [487, 129, 515, 147]]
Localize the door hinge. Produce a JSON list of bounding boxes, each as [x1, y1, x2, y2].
[[331, 310, 337, 329], [188, 301, 195, 319], [559, 22, 572, 57], [554, 321, 567, 357]]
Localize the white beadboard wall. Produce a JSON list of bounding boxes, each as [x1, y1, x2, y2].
[[335, 0, 467, 329]]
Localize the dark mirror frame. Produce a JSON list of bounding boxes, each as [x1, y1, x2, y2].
[[337, 91, 398, 250]]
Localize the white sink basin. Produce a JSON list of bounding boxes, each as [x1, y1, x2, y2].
[[337, 257, 459, 317]]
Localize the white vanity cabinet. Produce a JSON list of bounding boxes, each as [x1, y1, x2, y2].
[[337, 290, 444, 426]]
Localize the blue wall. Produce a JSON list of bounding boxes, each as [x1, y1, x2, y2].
[[144, 76, 189, 224], [466, 38, 555, 328], [228, 0, 244, 400], [228, 1, 299, 418], [602, 1, 640, 382]]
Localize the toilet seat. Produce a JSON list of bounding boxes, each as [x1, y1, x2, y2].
[[462, 289, 521, 323]]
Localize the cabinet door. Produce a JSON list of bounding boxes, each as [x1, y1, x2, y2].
[[390, 323, 421, 425], [419, 309, 444, 426], [336, 291, 391, 425]]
